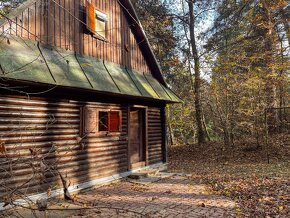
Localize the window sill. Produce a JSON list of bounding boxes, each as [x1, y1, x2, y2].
[[92, 33, 108, 42], [97, 131, 122, 137]]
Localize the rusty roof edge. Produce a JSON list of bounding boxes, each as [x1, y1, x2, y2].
[[0, 0, 38, 27], [121, 0, 168, 88]]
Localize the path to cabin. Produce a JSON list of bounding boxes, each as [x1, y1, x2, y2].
[[72, 174, 236, 217], [6, 173, 236, 218]]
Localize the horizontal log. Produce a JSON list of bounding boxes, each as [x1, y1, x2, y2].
[[149, 141, 162, 146], [0, 97, 80, 109], [0, 163, 129, 195], [148, 136, 162, 141], [149, 150, 162, 156], [0, 134, 78, 143], [0, 118, 79, 125], [149, 146, 162, 152], [3, 136, 128, 149], [0, 157, 128, 181], [4, 143, 128, 158], [1, 129, 79, 138], [149, 155, 162, 163], [0, 111, 79, 119], [0, 105, 79, 113], [148, 132, 162, 137], [0, 124, 79, 131], [148, 127, 162, 131], [2, 145, 128, 160]]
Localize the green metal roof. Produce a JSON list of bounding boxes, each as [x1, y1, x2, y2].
[[76, 55, 119, 93], [0, 35, 55, 84], [126, 68, 159, 99], [0, 35, 181, 103], [104, 61, 141, 96], [39, 45, 92, 89]]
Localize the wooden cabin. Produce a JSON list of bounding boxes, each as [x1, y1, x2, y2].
[[0, 0, 180, 208]]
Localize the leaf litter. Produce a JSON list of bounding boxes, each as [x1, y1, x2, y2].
[[168, 134, 290, 217]]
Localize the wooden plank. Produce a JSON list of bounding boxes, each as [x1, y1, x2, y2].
[[28, 7, 33, 39], [65, 0, 70, 50], [61, 0, 66, 49], [108, 0, 112, 62], [103, 0, 107, 60], [47, 0, 54, 45], [121, 6, 125, 66], [54, 0, 60, 47], [74, 0, 79, 52]]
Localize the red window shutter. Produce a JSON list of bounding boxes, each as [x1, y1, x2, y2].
[[109, 111, 120, 132], [86, 1, 96, 33], [85, 108, 97, 133]]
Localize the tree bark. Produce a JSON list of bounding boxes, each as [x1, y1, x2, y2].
[[281, 8, 290, 46], [188, 0, 206, 144], [262, 0, 278, 133]]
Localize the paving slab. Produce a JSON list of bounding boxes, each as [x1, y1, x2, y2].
[[0, 174, 237, 218]]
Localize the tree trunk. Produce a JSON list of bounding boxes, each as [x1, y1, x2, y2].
[[167, 106, 175, 145], [188, 0, 206, 144], [281, 8, 290, 46], [202, 113, 211, 142], [262, 1, 278, 133]]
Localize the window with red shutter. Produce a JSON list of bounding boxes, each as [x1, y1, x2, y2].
[[86, 1, 108, 39], [82, 108, 121, 134], [91, 110, 121, 133]]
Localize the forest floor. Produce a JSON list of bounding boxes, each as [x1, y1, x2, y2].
[[168, 134, 290, 217]]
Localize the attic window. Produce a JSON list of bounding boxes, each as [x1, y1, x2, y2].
[[95, 10, 108, 38], [86, 1, 108, 39]]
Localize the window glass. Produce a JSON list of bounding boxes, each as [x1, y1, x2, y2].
[[95, 10, 107, 38], [99, 111, 108, 131]]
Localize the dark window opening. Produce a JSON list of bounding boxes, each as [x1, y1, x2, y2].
[[99, 111, 109, 131]]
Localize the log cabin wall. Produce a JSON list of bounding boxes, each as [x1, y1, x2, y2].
[[1, 0, 151, 74], [0, 95, 129, 198], [148, 107, 163, 165], [0, 94, 164, 198]]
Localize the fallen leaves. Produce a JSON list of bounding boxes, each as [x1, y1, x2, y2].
[[168, 134, 290, 217], [130, 184, 149, 192]]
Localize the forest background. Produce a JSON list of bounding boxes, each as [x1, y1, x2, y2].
[[1, 0, 289, 146], [130, 0, 289, 147], [0, 0, 289, 216]]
